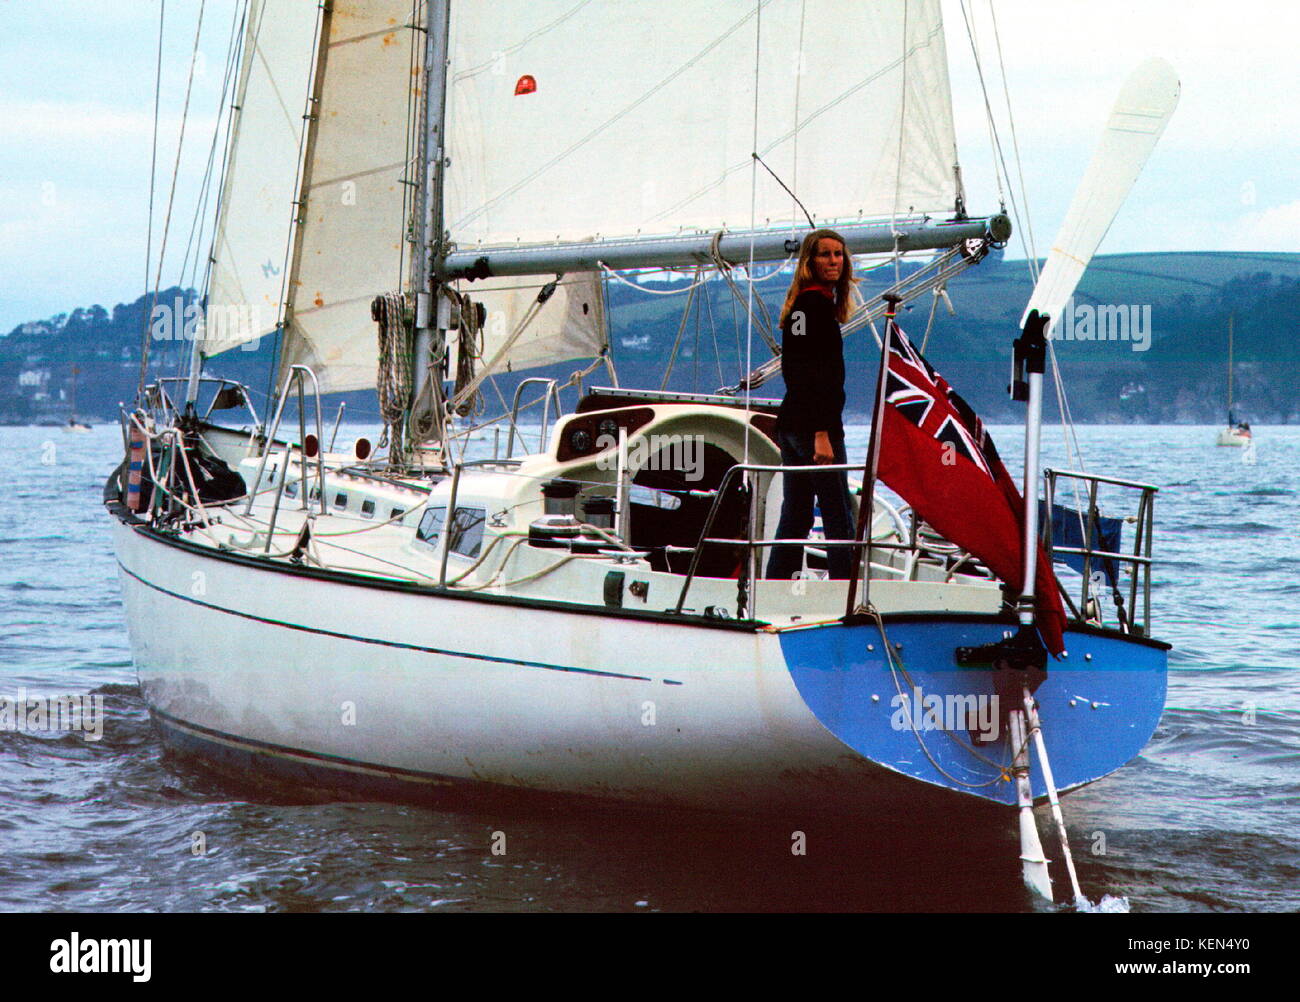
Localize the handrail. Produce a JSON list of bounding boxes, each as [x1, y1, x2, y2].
[[1044, 468, 1157, 492], [506, 377, 563, 458], [669, 459, 1160, 629], [243, 366, 327, 552], [672, 460, 876, 616]]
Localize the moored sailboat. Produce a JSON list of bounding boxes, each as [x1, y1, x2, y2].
[[63, 364, 92, 432], [1216, 315, 1251, 445], [107, 1, 1179, 903]]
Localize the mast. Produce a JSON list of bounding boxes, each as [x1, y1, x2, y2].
[[410, 0, 452, 440], [1226, 314, 1235, 420]]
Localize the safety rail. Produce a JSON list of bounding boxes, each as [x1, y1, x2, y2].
[[244, 366, 328, 553], [155, 376, 261, 425], [671, 461, 924, 620], [1043, 468, 1157, 637]]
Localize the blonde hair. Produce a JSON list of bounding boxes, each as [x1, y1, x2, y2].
[[779, 228, 859, 326]]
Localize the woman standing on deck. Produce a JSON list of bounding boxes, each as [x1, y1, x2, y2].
[[766, 228, 859, 580]]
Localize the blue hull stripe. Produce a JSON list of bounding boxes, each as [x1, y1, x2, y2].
[[118, 561, 663, 684]]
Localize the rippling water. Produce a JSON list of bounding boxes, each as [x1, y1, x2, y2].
[[1, 422, 1296, 912]]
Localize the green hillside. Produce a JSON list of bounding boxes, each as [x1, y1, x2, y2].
[[3, 252, 1298, 425]]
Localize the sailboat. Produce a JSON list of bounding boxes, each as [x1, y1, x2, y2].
[[1216, 315, 1251, 446], [106, 1, 1178, 902], [63, 364, 92, 432]]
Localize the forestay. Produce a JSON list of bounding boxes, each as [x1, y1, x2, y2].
[[202, 0, 319, 356]]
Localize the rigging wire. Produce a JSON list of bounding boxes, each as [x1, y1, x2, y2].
[[176, 0, 244, 297], [987, 0, 1039, 279], [193, 2, 248, 323], [790, 0, 808, 238], [658, 266, 702, 390], [136, 0, 167, 399], [890, 0, 909, 290], [171, 0, 249, 389], [967, 1, 1091, 519], [143, 0, 208, 393], [742, 0, 762, 474]]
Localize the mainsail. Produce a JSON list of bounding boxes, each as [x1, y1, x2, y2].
[[203, 0, 961, 395], [445, 0, 959, 248]]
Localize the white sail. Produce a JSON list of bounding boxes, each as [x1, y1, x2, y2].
[[1024, 58, 1180, 333], [275, 0, 417, 393], [202, 0, 319, 356], [449, 273, 608, 404], [444, 0, 958, 250], [208, 0, 959, 391]]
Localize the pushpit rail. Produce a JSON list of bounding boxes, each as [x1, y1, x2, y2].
[[1042, 468, 1157, 636]]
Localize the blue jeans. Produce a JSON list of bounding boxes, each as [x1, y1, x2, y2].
[[766, 429, 856, 580]]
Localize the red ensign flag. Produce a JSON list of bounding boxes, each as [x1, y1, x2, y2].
[[875, 322, 1067, 655]]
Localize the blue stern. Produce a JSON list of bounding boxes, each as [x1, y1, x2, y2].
[[781, 617, 1167, 805]]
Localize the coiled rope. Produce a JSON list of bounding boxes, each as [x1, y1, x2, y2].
[[373, 292, 412, 461]]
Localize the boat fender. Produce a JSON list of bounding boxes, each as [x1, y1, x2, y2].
[[127, 419, 148, 512]]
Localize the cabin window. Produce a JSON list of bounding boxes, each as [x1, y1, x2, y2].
[[390, 507, 406, 522], [284, 482, 298, 499], [333, 491, 348, 510], [416, 506, 446, 546], [449, 506, 486, 559], [361, 499, 376, 519]]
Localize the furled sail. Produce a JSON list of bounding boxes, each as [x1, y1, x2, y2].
[[444, 0, 959, 250], [202, 0, 319, 356]]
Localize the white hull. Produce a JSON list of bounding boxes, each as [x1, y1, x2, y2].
[[1216, 426, 1250, 446], [112, 517, 899, 813]]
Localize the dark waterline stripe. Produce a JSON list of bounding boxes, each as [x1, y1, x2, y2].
[[153, 707, 467, 787]]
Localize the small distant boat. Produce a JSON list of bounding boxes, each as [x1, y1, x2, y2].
[[1216, 316, 1249, 446], [62, 364, 92, 433]]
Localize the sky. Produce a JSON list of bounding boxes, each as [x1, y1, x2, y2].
[[1, 0, 1298, 333]]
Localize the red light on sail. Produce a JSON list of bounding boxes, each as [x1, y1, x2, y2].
[[514, 74, 537, 96]]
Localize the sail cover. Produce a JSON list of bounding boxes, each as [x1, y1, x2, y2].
[[444, 0, 959, 249], [202, 0, 320, 356]]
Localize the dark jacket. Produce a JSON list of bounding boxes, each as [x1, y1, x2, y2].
[[775, 287, 845, 435]]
